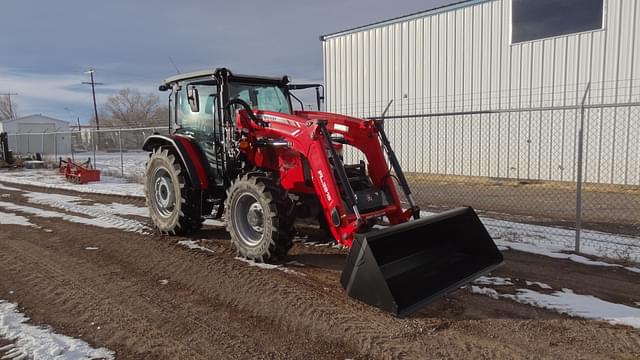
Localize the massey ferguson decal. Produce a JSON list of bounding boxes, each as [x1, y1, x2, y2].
[[317, 169, 332, 203]]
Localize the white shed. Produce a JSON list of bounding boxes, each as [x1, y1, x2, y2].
[[0, 114, 71, 155]]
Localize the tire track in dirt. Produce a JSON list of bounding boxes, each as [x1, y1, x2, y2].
[[42, 226, 639, 359], [2, 202, 430, 359], [0, 225, 357, 359], [0, 239, 209, 359]]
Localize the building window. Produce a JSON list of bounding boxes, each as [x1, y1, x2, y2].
[[511, 0, 604, 44]]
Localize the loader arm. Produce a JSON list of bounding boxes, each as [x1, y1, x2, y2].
[[234, 109, 414, 246]]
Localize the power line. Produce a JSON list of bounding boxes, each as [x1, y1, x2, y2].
[[0, 91, 18, 119], [82, 68, 104, 130]]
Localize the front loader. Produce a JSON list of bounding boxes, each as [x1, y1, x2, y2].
[[143, 68, 503, 317]]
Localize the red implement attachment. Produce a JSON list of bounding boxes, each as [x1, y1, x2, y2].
[[58, 157, 101, 184]]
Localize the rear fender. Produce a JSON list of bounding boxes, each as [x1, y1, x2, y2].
[[142, 134, 210, 191]]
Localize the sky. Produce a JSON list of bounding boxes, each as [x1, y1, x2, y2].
[[0, 0, 455, 123]]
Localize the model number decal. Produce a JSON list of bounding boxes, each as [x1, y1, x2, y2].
[[257, 114, 301, 128]]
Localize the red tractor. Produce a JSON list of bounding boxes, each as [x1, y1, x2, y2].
[[143, 68, 502, 317]]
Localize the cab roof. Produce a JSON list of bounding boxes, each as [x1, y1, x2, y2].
[[160, 68, 290, 89]]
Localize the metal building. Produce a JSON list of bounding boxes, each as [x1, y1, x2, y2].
[[321, 0, 640, 185], [0, 114, 71, 154]]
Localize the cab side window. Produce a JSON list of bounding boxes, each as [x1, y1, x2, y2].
[[176, 84, 218, 134]]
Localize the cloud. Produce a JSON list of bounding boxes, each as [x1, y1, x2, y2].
[[0, 67, 157, 120], [0, 68, 88, 105], [0, 0, 455, 119]]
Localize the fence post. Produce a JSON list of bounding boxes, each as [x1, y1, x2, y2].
[[119, 130, 124, 177], [575, 83, 591, 253], [54, 133, 58, 161], [41, 133, 45, 155], [71, 131, 75, 161], [93, 129, 97, 168]]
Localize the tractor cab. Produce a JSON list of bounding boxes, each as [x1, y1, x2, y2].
[[159, 69, 322, 134], [159, 68, 323, 188]]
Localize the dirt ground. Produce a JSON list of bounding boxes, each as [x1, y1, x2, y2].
[[0, 182, 639, 359]]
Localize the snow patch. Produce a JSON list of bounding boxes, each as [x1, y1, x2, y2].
[[469, 285, 640, 329], [285, 260, 306, 267], [0, 201, 148, 234], [473, 276, 513, 286], [0, 169, 143, 197], [90, 202, 149, 218], [525, 281, 552, 290], [235, 257, 305, 276], [504, 288, 640, 329], [22, 192, 84, 204], [469, 286, 500, 300], [0, 300, 114, 359], [84, 247, 99, 251], [0, 183, 21, 192], [202, 219, 225, 227], [90, 151, 149, 181], [177, 240, 216, 253], [498, 240, 640, 274], [18, 190, 150, 234], [0, 211, 39, 228]]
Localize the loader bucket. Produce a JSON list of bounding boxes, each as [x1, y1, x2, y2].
[[340, 207, 503, 317]]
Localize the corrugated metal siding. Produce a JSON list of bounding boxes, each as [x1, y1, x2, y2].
[[322, 0, 640, 185]]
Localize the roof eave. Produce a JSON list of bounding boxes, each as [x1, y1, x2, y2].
[[320, 0, 490, 41]]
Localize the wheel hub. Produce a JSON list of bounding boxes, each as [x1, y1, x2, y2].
[[246, 202, 264, 232], [152, 168, 175, 217]]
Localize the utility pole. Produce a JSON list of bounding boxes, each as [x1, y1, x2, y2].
[[82, 68, 104, 130], [0, 91, 18, 119]]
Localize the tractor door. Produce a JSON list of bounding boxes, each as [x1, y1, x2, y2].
[[174, 82, 224, 187]]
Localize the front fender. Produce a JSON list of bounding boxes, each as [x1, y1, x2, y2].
[[143, 134, 209, 190]]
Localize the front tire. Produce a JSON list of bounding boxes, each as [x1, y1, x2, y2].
[[225, 175, 293, 262], [144, 148, 203, 235]]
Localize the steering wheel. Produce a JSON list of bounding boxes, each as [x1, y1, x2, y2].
[[225, 98, 268, 127]]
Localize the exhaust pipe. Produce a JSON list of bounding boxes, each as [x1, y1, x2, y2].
[[341, 207, 503, 318]]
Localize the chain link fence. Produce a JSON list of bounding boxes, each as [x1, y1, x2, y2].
[[5, 88, 640, 259], [6, 127, 169, 182], [338, 84, 640, 260]]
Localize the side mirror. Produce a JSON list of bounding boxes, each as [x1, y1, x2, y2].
[[187, 86, 200, 113]]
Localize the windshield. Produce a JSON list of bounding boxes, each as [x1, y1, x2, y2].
[[228, 83, 291, 114]]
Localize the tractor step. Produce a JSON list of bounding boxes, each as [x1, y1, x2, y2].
[[340, 207, 503, 318]]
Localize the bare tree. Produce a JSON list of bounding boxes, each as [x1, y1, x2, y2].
[[0, 95, 18, 121], [153, 104, 170, 128], [102, 88, 163, 128]]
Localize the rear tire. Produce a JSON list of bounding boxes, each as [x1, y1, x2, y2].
[[144, 148, 203, 235], [225, 174, 293, 262]]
